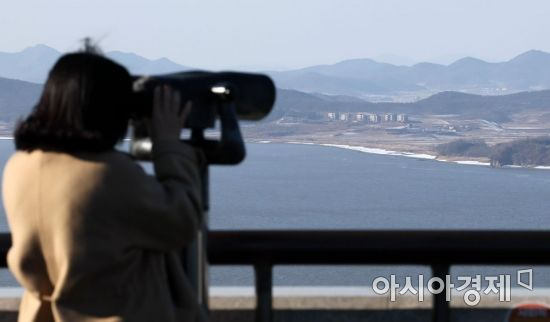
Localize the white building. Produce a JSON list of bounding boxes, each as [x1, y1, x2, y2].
[[397, 114, 408, 123], [368, 114, 380, 123], [355, 113, 366, 121], [327, 112, 337, 120], [339, 113, 349, 121], [384, 113, 396, 122]]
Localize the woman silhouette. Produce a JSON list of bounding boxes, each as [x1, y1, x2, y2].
[[3, 51, 206, 321]]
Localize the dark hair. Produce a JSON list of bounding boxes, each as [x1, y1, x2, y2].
[[15, 53, 133, 152]]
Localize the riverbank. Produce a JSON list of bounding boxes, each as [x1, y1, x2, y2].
[[250, 139, 550, 170], [2, 134, 547, 169], [292, 141, 492, 167]]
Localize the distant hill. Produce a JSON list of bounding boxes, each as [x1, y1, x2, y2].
[[271, 70, 424, 96], [3, 77, 550, 125], [0, 45, 191, 83], [0, 45, 60, 83], [0, 77, 42, 122], [407, 90, 550, 122], [106, 51, 191, 75], [270, 50, 550, 96], [273, 89, 550, 123], [6, 45, 550, 98]]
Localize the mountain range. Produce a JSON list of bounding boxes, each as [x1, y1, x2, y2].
[[3, 73, 549, 124], [3, 45, 550, 98], [3, 45, 550, 124], [269, 50, 550, 96], [0, 45, 191, 83]]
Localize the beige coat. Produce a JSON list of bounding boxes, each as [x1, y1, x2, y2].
[[2, 141, 205, 322]]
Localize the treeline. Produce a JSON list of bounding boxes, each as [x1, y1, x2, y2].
[[436, 137, 550, 167], [435, 139, 490, 157], [490, 137, 550, 167]]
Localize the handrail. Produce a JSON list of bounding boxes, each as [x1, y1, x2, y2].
[[208, 229, 550, 265], [2, 230, 550, 322], [207, 230, 550, 322]]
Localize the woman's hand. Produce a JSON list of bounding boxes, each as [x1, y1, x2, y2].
[[151, 85, 191, 143]]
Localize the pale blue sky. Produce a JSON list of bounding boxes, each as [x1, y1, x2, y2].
[[1, 0, 550, 69]]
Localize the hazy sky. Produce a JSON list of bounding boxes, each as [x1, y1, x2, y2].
[[2, 0, 550, 69]]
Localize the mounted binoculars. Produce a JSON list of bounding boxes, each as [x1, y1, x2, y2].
[[132, 71, 275, 128], [129, 71, 276, 164]]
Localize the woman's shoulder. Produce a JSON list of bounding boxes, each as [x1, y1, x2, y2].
[[3, 150, 43, 176], [72, 150, 146, 176], [5, 149, 143, 175], [86, 150, 155, 186]]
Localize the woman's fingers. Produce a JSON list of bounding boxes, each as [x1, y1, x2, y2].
[[151, 85, 188, 141], [179, 101, 192, 117], [163, 85, 172, 113], [153, 86, 162, 118], [173, 90, 181, 115], [179, 101, 192, 123], [154, 85, 184, 116]]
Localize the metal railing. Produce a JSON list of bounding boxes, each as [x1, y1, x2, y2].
[[207, 230, 550, 322], [2, 230, 550, 322]]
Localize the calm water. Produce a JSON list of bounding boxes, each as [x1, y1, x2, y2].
[[1, 141, 550, 287]]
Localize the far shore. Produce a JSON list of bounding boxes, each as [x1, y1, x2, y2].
[[1, 136, 548, 169], [250, 139, 550, 170]]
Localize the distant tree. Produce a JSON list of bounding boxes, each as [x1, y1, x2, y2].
[[490, 137, 550, 166], [436, 139, 490, 157]]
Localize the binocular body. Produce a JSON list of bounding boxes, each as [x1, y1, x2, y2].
[[129, 71, 276, 164], [132, 71, 276, 129]]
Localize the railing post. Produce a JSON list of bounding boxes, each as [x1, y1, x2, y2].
[[183, 154, 210, 312], [254, 262, 273, 322], [432, 264, 450, 322]]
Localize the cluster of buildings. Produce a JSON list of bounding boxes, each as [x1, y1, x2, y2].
[[327, 112, 408, 123]]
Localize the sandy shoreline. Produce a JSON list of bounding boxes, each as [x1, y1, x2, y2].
[[254, 140, 550, 170], [287, 141, 491, 166]]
